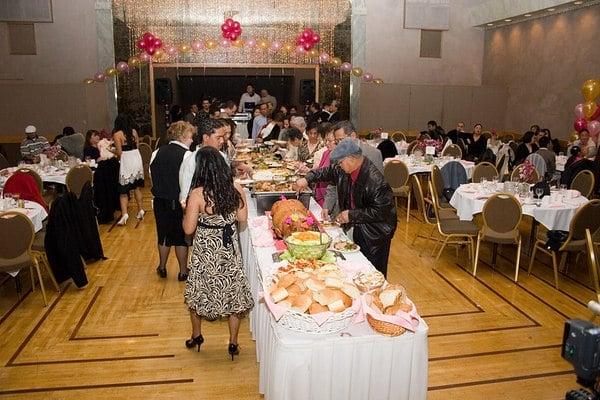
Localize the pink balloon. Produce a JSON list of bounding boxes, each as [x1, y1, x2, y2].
[[140, 52, 152, 62], [246, 38, 257, 48], [220, 38, 231, 48], [574, 118, 588, 133], [319, 52, 330, 63], [191, 40, 203, 52], [340, 62, 352, 72], [116, 61, 129, 72], [588, 120, 600, 137], [226, 18, 234, 26], [270, 41, 282, 51], [94, 72, 106, 82], [363, 73, 374, 82], [574, 103, 585, 119], [296, 45, 306, 54], [166, 45, 178, 56]]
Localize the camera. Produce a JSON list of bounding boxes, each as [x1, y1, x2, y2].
[[562, 312, 600, 400]]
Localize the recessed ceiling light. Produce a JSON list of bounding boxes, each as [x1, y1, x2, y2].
[[524, 14, 532, 17], [548, 8, 556, 11], [574, 1, 583, 4], [487, 23, 494, 26], [504, 19, 512, 22]]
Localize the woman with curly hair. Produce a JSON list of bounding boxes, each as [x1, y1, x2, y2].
[[182, 147, 253, 360]]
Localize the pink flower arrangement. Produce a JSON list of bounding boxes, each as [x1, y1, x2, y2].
[[518, 160, 536, 183], [284, 213, 316, 227], [43, 145, 62, 160], [416, 138, 443, 153]]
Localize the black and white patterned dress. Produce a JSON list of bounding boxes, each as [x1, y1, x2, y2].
[[185, 211, 254, 320]]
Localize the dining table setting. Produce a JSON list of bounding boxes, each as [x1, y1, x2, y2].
[[384, 154, 475, 179]]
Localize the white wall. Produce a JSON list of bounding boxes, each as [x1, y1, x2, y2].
[[364, 0, 485, 86], [0, 0, 109, 137]]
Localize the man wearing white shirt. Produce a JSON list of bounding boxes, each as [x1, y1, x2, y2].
[[251, 103, 269, 139], [179, 119, 228, 205], [238, 84, 261, 113]]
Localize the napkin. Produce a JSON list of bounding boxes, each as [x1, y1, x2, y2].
[[251, 231, 275, 247], [337, 260, 371, 275], [360, 296, 420, 332]]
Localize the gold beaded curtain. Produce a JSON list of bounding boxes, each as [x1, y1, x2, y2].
[[111, 0, 352, 132]]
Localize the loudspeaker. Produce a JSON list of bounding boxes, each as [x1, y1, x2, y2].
[[155, 78, 172, 105], [299, 79, 316, 105]]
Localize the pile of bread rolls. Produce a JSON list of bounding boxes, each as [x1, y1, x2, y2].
[[268, 260, 361, 314], [365, 284, 412, 315]]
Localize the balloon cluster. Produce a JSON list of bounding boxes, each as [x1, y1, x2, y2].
[[221, 18, 242, 41], [573, 79, 600, 141], [296, 28, 320, 51], [136, 32, 163, 56]]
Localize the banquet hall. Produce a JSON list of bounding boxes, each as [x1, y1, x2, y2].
[[1, 1, 600, 399]]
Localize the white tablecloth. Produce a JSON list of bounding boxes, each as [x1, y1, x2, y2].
[[239, 194, 429, 400], [1, 200, 47, 233], [449, 183, 589, 231], [0, 166, 68, 187], [384, 155, 475, 179]]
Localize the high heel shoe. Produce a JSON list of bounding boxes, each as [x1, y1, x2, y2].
[[156, 266, 167, 278], [136, 209, 146, 220], [185, 335, 204, 352], [117, 214, 129, 226], [177, 272, 188, 281], [228, 343, 239, 361]]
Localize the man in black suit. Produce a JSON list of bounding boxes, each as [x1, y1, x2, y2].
[[320, 100, 340, 123]]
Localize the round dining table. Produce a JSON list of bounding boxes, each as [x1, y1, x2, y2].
[[384, 155, 475, 179], [0, 199, 47, 233]]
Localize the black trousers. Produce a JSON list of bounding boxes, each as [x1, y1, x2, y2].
[[353, 228, 392, 277]]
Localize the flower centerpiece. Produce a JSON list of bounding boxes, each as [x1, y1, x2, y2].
[[416, 138, 443, 163], [42, 145, 62, 161], [517, 160, 536, 183]]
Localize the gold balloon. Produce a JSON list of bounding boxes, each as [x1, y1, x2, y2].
[[283, 43, 294, 52], [308, 49, 318, 57], [583, 101, 598, 120], [128, 56, 140, 68], [105, 67, 117, 77], [258, 40, 268, 49], [83, 78, 95, 85], [153, 49, 164, 59], [570, 132, 579, 142], [331, 57, 342, 67], [582, 79, 600, 102], [351, 67, 363, 77], [205, 40, 217, 49], [373, 79, 384, 84], [179, 43, 191, 53], [232, 39, 244, 47]]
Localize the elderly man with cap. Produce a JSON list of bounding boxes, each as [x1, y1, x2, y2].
[[20, 125, 50, 163], [295, 138, 397, 276]]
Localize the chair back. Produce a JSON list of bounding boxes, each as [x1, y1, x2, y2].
[[55, 150, 69, 162], [509, 141, 518, 154], [421, 133, 431, 140], [66, 164, 93, 198], [482, 194, 522, 234], [16, 168, 43, 192], [407, 141, 419, 155], [510, 164, 540, 183], [412, 175, 433, 224], [570, 169, 595, 198], [482, 131, 492, 140], [431, 165, 445, 198], [567, 199, 600, 243], [141, 135, 152, 145], [391, 131, 406, 143], [428, 180, 443, 225], [138, 143, 153, 166], [585, 228, 600, 301], [0, 153, 9, 170], [526, 153, 547, 179], [471, 162, 499, 183], [440, 161, 468, 190], [442, 144, 462, 159], [0, 211, 34, 260], [383, 160, 409, 189]]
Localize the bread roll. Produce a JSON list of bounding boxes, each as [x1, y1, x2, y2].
[[341, 283, 360, 299], [291, 294, 312, 313], [313, 288, 337, 306], [398, 302, 413, 313], [295, 271, 311, 280], [324, 277, 343, 289], [278, 273, 296, 289], [305, 278, 326, 292], [277, 299, 292, 309], [371, 295, 384, 314], [271, 287, 289, 303], [380, 289, 401, 308], [287, 283, 303, 296], [331, 289, 352, 308], [308, 302, 329, 314], [327, 299, 346, 313]]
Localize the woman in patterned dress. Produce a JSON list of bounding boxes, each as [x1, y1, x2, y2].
[[182, 147, 254, 360]]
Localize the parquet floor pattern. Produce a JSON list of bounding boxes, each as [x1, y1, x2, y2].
[[0, 190, 595, 399]]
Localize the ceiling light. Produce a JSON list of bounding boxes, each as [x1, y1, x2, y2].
[[504, 19, 512, 22], [574, 1, 583, 4], [487, 23, 494, 26], [548, 8, 556, 11], [524, 14, 532, 17]]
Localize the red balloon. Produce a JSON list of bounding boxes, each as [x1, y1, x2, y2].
[[226, 18, 234, 26], [303, 43, 312, 51], [574, 118, 588, 133], [146, 45, 155, 55], [228, 32, 237, 40], [298, 37, 306, 44], [221, 24, 227, 31], [137, 39, 146, 49], [312, 34, 320, 43], [302, 31, 311, 39], [143, 32, 154, 42], [154, 38, 162, 48]]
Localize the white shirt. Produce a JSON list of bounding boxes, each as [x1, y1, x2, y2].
[[178, 147, 229, 203], [238, 93, 261, 112], [259, 121, 275, 139], [313, 146, 328, 169]]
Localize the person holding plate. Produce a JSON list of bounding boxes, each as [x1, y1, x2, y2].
[[295, 139, 397, 276]]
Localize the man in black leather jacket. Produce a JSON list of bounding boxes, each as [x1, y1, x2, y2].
[[295, 139, 397, 276]]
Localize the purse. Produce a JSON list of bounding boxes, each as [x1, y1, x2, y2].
[[545, 230, 569, 252]]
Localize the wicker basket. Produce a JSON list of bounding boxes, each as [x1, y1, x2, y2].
[[277, 306, 356, 334], [366, 313, 407, 336]]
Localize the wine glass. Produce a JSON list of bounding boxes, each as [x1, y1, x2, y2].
[[535, 187, 544, 206]]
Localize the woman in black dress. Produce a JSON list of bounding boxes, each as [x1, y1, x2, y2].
[[150, 121, 194, 281], [468, 123, 488, 161], [514, 131, 538, 165]]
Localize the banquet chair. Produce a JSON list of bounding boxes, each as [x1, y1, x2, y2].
[[429, 181, 478, 269], [508, 141, 519, 155], [442, 144, 462, 159], [482, 131, 492, 140], [138, 143, 153, 180], [383, 160, 411, 222], [570, 170, 595, 198], [526, 153, 547, 180], [473, 194, 523, 282], [0, 153, 9, 170], [0, 211, 49, 305], [391, 131, 407, 143], [31, 230, 61, 294], [432, 165, 458, 208], [17, 168, 43, 193], [586, 228, 600, 302], [55, 150, 69, 162], [528, 199, 600, 289], [471, 162, 499, 183], [407, 141, 419, 155], [141, 135, 152, 145], [66, 164, 93, 198], [510, 164, 540, 183]]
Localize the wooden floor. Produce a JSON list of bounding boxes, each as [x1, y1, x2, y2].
[[0, 189, 596, 399]]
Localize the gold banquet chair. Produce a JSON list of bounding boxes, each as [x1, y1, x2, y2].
[[383, 160, 411, 222], [66, 164, 93, 198], [528, 199, 600, 289], [471, 162, 499, 183], [429, 181, 478, 269], [138, 142, 153, 181], [473, 194, 523, 282], [442, 144, 462, 159], [0, 211, 51, 305], [586, 229, 600, 303], [431, 165, 455, 210], [570, 170, 595, 198], [391, 131, 407, 143]]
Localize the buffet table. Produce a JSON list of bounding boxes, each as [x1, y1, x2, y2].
[[239, 194, 429, 400]]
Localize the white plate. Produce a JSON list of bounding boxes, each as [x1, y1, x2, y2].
[[235, 179, 255, 185], [332, 241, 361, 254], [237, 148, 252, 153]]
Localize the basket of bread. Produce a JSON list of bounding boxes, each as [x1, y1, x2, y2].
[[265, 259, 361, 334], [363, 284, 419, 336]]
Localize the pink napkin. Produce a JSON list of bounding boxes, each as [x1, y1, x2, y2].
[[250, 216, 270, 229], [274, 240, 287, 251], [337, 260, 371, 275], [251, 231, 275, 247], [361, 296, 420, 332]]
